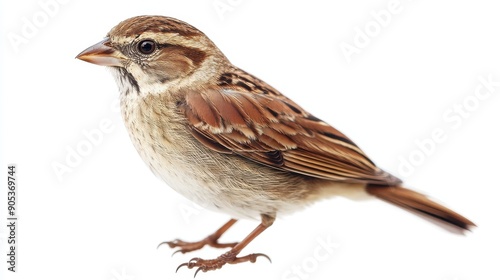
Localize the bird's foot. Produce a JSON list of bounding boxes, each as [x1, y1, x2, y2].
[[176, 249, 271, 277], [158, 237, 237, 255]]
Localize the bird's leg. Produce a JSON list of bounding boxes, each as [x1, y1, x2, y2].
[[177, 214, 275, 276], [159, 219, 238, 254]]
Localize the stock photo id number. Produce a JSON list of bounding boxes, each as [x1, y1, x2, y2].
[[6, 165, 18, 272]]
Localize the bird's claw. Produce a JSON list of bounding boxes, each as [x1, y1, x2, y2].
[[175, 250, 271, 277], [158, 238, 237, 255]]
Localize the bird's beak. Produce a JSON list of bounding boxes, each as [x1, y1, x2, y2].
[[76, 38, 126, 67]]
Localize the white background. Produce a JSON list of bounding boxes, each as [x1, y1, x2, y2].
[[1, 1, 499, 280]]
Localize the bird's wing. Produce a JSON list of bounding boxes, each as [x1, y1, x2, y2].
[[180, 76, 400, 185]]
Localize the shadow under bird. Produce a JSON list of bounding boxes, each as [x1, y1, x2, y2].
[[76, 15, 475, 276]]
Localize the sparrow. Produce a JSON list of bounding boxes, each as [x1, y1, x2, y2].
[[76, 15, 475, 276]]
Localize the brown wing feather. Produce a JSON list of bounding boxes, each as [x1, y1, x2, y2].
[[180, 69, 401, 185]]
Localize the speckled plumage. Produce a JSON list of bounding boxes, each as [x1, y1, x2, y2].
[[77, 15, 475, 275]]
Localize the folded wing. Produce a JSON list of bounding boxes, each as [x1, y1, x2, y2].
[[180, 83, 400, 185]]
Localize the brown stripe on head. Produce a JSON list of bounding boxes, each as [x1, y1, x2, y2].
[[109, 15, 203, 38], [144, 44, 208, 83], [166, 44, 207, 67]]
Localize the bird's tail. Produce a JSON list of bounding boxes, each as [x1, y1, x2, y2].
[[366, 184, 476, 231]]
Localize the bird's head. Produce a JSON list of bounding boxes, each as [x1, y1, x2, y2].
[[76, 15, 227, 95]]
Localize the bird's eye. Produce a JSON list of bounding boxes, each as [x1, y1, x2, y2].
[[138, 40, 156, 55]]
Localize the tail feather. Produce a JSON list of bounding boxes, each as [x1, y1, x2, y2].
[[366, 184, 476, 231]]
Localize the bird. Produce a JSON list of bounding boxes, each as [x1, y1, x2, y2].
[[76, 15, 475, 276]]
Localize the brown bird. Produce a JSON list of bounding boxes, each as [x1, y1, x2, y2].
[[76, 15, 475, 276]]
